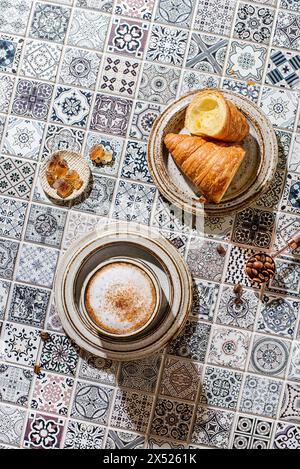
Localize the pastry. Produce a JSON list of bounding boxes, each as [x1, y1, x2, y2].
[[164, 133, 246, 203], [185, 89, 249, 142]]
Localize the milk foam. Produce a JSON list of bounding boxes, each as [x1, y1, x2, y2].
[[85, 262, 156, 334]]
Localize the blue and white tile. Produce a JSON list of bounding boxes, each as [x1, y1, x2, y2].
[[51, 86, 92, 128], [16, 243, 59, 288], [0, 197, 27, 240], [112, 180, 156, 225], [2, 117, 45, 160]]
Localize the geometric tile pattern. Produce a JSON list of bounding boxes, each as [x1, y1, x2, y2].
[[0, 0, 299, 451]]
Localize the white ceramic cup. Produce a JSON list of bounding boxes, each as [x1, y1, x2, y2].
[[80, 256, 162, 338]]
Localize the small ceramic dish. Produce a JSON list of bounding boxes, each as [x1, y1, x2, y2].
[[40, 150, 90, 202], [148, 89, 278, 216], [80, 256, 162, 338], [54, 222, 192, 360]]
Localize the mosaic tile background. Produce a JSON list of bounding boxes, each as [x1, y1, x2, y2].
[[0, 0, 300, 450]]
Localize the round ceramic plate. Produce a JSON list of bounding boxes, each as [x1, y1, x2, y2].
[[41, 150, 90, 202], [54, 222, 192, 360], [148, 89, 278, 216]]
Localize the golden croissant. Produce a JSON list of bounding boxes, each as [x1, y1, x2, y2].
[[164, 133, 246, 204], [185, 89, 249, 142]]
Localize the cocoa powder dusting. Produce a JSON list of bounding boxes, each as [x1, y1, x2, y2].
[[105, 284, 147, 323]]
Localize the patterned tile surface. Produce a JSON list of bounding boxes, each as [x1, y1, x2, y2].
[[0, 0, 299, 451]]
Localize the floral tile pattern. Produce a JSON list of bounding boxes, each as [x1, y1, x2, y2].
[[187, 238, 227, 282], [194, 0, 236, 36], [226, 41, 267, 82], [8, 283, 50, 328], [40, 333, 79, 376], [240, 375, 283, 418], [51, 86, 92, 128], [256, 295, 299, 338], [91, 93, 133, 137], [208, 327, 250, 370], [232, 207, 275, 248], [0, 404, 26, 446], [68, 9, 110, 50], [42, 124, 85, 160], [279, 382, 300, 424], [0, 75, 15, 113], [23, 412, 65, 449], [0, 364, 33, 407], [191, 279, 219, 321], [130, 101, 162, 141], [108, 18, 149, 59], [191, 407, 234, 449], [12, 79, 53, 121], [0, 197, 27, 240], [222, 78, 260, 103], [260, 87, 298, 130], [79, 352, 118, 386], [20, 40, 62, 82], [155, 0, 195, 28], [200, 366, 243, 410], [234, 3, 275, 45], [99, 55, 141, 98], [167, 320, 211, 362], [60, 47, 102, 90], [0, 157, 36, 201], [2, 322, 40, 367], [64, 420, 106, 449], [31, 372, 74, 416], [0, 238, 19, 280], [121, 140, 151, 183], [216, 286, 259, 330], [113, 180, 156, 224], [273, 10, 300, 51], [146, 24, 188, 66], [150, 398, 194, 442], [71, 381, 113, 424], [16, 244, 59, 288], [106, 430, 145, 449], [25, 204, 67, 248], [0, 0, 32, 35], [115, 0, 154, 19], [0, 280, 10, 319], [138, 63, 180, 105], [30, 3, 71, 43], [3, 117, 45, 160], [0, 35, 23, 75], [0, 0, 299, 451], [249, 335, 290, 378], [273, 422, 300, 449]]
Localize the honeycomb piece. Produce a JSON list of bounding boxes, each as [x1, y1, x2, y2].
[[53, 178, 73, 198], [89, 144, 113, 165], [64, 169, 79, 182], [72, 178, 83, 190], [46, 171, 56, 187]]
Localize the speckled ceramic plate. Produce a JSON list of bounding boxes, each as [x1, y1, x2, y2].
[[41, 150, 91, 202], [54, 222, 192, 360], [148, 89, 278, 216]]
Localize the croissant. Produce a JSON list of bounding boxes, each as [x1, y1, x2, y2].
[[185, 89, 249, 142], [164, 133, 246, 204]]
